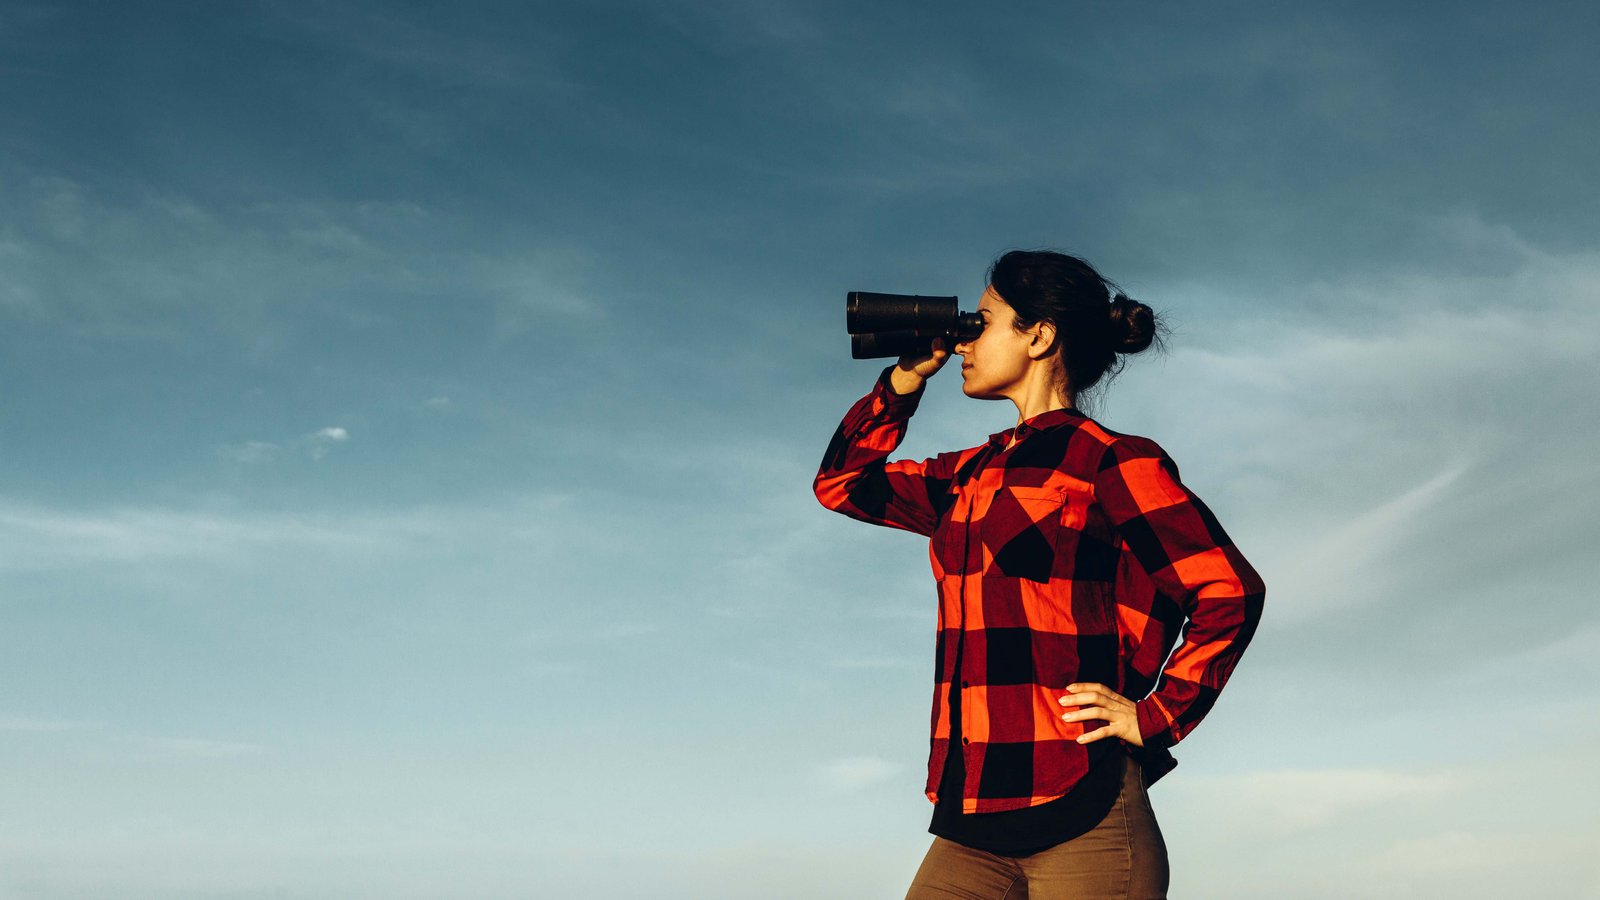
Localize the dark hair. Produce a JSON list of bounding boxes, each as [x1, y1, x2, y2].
[[986, 249, 1164, 395]]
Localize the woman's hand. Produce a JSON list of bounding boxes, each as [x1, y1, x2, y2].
[[1059, 682, 1144, 748], [888, 338, 952, 395]]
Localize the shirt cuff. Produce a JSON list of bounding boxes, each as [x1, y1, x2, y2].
[[1126, 743, 1179, 786], [875, 365, 926, 413], [1134, 696, 1176, 751]]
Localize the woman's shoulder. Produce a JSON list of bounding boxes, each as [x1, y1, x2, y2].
[[1069, 417, 1173, 466]]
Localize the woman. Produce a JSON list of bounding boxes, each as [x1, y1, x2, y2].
[[814, 250, 1265, 899]]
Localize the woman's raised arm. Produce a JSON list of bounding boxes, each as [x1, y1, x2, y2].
[[814, 347, 968, 537]]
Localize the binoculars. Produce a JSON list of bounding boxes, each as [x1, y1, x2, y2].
[[845, 292, 984, 359]]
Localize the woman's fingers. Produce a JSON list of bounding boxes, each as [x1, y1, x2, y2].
[[1058, 692, 1126, 709], [1057, 684, 1133, 712], [1063, 706, 1135, 745], [897, 338, 952, 379], [1076, 724, 1117, 744], [1062, 682, 1123, 699], [1060, 704, 1115, 722], [1058, 683, 1143, 746]]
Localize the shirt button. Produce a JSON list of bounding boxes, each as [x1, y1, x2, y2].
[[961, 681, 970, 689], [961, 737, 970, 745]]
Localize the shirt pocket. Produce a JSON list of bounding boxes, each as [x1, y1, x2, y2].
[[984, 486, 1070, 583]]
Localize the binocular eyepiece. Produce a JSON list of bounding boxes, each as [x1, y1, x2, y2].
[[845, 292, 984, 359]]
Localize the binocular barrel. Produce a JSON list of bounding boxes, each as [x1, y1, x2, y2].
[[846, 291, 983, 359]]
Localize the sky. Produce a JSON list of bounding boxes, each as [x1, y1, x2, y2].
[[2, 1, 1598, 897]]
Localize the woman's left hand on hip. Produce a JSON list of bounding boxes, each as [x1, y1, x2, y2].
[[1059, 682, 1144, 748]]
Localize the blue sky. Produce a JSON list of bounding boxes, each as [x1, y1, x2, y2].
[[2, 1, 1598, 897]]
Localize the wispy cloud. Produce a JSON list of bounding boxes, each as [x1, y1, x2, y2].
[[816, 755, 903, 792], [0, 716, 97, 733], [0, 494, 570, 572], [269, 3, 575, 92], [825, 657, 917, 670], [1272, 461, 1470, 621], [0, 718, 263, 759], [137, 736, 267, 759], [217, 440, 281, 464], [218, 426, 351, 464], [0, 502, 378, 570], [1171, 767, 1469, 838], [1366, 830, 1600, 886], [308, 425, 349, 460], [0, 172, 604, 354], [1161, 751, 1600, 899]]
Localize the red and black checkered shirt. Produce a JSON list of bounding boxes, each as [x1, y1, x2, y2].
[[815, 368, 1266, 813]]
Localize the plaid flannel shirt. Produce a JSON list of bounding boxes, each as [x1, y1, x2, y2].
[[815, 368, 1265, 813]]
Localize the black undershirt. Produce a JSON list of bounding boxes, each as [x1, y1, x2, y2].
[[929, 640, 1124, 856]]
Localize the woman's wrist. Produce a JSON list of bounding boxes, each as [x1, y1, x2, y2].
[[888, 367, 926, 396]]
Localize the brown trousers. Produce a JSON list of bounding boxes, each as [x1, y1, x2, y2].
[[905, 756, 1169, 900]]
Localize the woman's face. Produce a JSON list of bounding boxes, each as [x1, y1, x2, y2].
[[954, 286, 1040, 400]]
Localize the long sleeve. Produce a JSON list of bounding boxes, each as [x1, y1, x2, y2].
[[814, 367, 964, 537], [1093, 436, 1266, 750]]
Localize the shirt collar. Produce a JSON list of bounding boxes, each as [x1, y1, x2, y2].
[[986, 406, 1084, 449]]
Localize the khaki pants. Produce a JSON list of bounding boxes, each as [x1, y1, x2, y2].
[[905, 756, 1169, 900]]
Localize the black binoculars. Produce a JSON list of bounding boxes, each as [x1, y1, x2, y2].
[[845, 292, 984, 359]]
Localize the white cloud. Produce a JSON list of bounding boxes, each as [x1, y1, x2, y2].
[[138, 736, 267, 759], [0, 501, 376, 570], [217, 440, 280, 464], [1170, 767, 1469, 838], [218, 427, 350, 464], [0, 718, 262, 759], [270, 4, 573, 92], [0, 494, 570, 572], [0, 172, 602, 351], [476, 249, 609, 340], [0, 716, 97, 733], [1269, 460, 1470, 622], [816, 755, 903, 792], [1370, 830, 1596, 879], [1158, 751, 1600, 899], [308, 426, 349, 459], [825, 657, 917, 670]]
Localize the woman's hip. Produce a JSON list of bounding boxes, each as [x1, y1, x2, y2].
[[907, 756, 1169, 900]]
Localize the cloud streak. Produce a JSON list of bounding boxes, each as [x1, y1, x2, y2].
[[0, 716, 98, 733], [816, 755, 903, 792], [1272, 461, 1471, 622], [1171, 767, 1469, 837], [0, 494, 570, 572]]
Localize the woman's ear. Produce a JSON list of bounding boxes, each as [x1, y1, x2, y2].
[[1028, 321, 1058, 360]]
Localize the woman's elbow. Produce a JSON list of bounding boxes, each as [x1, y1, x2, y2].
[[814, 472, 849, 512]]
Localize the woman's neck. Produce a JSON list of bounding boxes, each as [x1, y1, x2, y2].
[[1008, 366, 1074, 426]]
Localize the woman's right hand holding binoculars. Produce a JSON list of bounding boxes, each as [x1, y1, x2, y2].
[[889, 337, 953, 395]]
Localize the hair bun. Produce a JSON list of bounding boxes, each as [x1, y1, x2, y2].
[[1108, 293, 1156, 354]]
